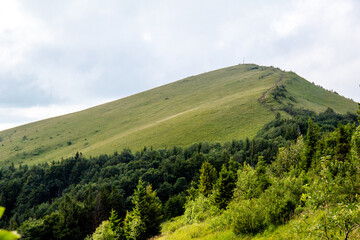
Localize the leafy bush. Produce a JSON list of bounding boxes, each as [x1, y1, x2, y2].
[[261, 178, 300, 225], [184, 195, 219, 224], [0, 207, 20, 240], [19, 218, 46, 240], [164, 193, 186, 220], [232, 199, 266, 235], [85, 220, 115, 240]]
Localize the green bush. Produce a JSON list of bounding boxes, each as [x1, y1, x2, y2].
[[0, 207, 20, 240], [184, 195, 219, 224], [123, 212, 145, 240], [85, 220, 115, 240], [232, 199, 266, 235], [19, 218, 46, 240], [261, 177, 302, 226], [164, 193, 186, 220]]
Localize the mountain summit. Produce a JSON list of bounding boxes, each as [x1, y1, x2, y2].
[[0, 64, 357, 166]]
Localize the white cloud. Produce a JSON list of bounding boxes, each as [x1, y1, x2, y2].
[[268, 0, 360, 101], [0, 97, 115, 131], [0, 1, 55, 70], [0, 0, 359, 130]]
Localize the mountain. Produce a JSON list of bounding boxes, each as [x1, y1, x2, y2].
[[0, 64, 357, 166]]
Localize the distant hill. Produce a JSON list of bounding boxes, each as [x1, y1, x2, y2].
[[0, 64, 357, 166]]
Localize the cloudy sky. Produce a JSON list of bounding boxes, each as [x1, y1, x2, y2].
[[0, 0, 359, 130]]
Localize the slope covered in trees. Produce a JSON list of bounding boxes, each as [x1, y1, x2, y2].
[[0, 106, 358, 239], [159, 108, 360, 239], [0, 64, 357, 166]]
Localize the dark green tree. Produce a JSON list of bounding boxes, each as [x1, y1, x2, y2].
[[255, 156, 270, 194], [198, 161, 217, 197], [55, 195, 82, 240], [163, 193, 186, 220], [335, 124, 354, 162], [124, 180, 162, 240], [18, 218, 46, 240], [301, 118, 320, 170], [213, 164, 236, 209], [93, 186, 111, 228]]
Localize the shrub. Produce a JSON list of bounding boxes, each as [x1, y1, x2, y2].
[[261, 177, 302, 226], [0, 207, 20, 240], [164, 193, 186, 220], [184, 195, 219, 224], [85, 220, 115, 240], [232, 199, 266, 235]]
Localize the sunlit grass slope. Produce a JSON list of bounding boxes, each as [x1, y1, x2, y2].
[[158, 211, 360, 240], [0, 64, 357, 166]]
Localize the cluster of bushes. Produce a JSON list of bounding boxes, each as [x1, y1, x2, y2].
[[166, 115, 360, 239]]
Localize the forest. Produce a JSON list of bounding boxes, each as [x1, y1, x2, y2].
[[0, 106, 359, 239]]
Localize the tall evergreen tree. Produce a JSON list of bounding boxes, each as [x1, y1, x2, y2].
[[198, 161, 217, 197], [124, 180, 162, 240], [302, 118, 320, 170], [93, 186, 111, 229], [55, 195, 82, 240], [213, 164, 236, 209], [109, 209, 124, 240], [255, 156, 270, 194]]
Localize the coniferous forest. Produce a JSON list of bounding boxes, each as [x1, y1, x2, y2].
[[0, 106, 360, 239]]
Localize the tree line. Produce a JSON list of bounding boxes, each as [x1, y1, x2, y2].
[[0, 107, 358, 239]]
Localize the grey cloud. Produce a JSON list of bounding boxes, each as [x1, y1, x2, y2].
[[0, 73, 56, 107]]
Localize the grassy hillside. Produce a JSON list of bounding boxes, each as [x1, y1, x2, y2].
[[0, 64, 357, 166], [158, 210, 360, 240]]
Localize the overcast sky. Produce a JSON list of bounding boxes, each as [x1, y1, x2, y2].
[[0, 0, 359, 130]]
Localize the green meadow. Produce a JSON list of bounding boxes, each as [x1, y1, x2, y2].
[[0, 64, 357, 166]]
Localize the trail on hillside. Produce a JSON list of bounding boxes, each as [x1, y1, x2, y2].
[[85, 106, 202, 151], [258, 75, 284, 112]]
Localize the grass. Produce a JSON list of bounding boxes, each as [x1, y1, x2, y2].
[[0, 64, 357, 166], [157, 209, 360, 240]]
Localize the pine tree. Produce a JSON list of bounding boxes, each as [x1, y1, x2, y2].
[[55, 195, 82, 240], [213, 164, 236, 209], [301, 118, 320, 171], [255, 156, 270, 194], [198, 161, 217, 197], [93, 186, 111, 228], [124, 180, 162, 240], [109, 209, 124, 240]]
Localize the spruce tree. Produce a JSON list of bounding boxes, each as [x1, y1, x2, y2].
[[124, 180, 162, 240], [302, 118, 320, 171], [198, 161, 217, 197], [55, 195, 82, 240], [109, 209, 124, 240], [213, 164, 236, 209], [255, 156, 270, 194]]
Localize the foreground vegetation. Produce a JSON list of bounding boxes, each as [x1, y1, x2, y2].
[[0, 64, 357, 166], [159, 108, 360, 240], [0, 106, 358, 239]]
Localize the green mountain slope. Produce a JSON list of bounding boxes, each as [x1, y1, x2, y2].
[[0, 64, 357, 166]]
